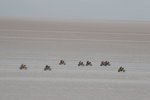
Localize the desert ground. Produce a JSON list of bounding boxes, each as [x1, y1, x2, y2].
[[0, 19, 150, 100]]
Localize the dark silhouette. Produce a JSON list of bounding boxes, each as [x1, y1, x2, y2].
[[59, 60, 66, 65], [86, 61, 92, 66], [118, 67, 125, 72], [78, 61, 84, 66], [20, 64, 27, 70], [100, 61, 111, 66], [44, 65, 52, 71]]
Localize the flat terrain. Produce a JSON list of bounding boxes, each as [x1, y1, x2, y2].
[[0, 20, 150, 100]]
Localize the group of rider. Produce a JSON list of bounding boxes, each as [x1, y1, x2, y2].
[[20, 60, 125, 72]]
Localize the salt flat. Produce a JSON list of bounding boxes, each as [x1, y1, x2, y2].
[[0, 20, 150, 100]]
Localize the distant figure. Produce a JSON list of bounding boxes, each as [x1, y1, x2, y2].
[[44, 65, 51, 71], [86, 61, 92, 66], [78, 61, 84, 66], [20, 64, 27, 70], [59, 60, 66, 65], [118, 67, 125, 72], [100, 61, 110, 66]]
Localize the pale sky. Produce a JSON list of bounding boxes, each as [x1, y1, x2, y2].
[[0, 0, 150, 21]]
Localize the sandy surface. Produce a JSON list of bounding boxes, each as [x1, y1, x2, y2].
[[0, 20, 150, 100]]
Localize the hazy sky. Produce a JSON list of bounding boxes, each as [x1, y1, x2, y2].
[[0, 0, 150, 21]]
